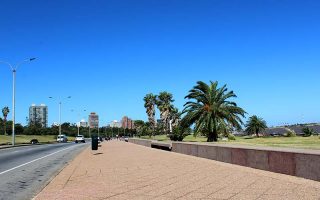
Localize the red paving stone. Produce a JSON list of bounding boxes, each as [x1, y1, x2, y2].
[[34, 141, 320, 200]]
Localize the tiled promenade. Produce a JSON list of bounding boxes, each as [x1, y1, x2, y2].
[[35, 141, 320, 200]]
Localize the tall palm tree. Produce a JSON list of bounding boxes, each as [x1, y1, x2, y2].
[[181, 81, 246, 142], [143, 93, 157, 131], [2, 106, 10, 135], [169, 107, 181, 129], [156, 92, 174, 133], [245, 115, 267, 137]]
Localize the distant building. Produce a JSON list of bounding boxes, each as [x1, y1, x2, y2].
[[79, 119, 88, 127], [88, 112, 99, 128], [109, 120, 121, 128], [29, 104, 48, 127], [121, 116, 134, 129]]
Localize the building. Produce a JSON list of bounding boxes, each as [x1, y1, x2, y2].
[[79, 119, 88, 127], [109, 120, 121, 128], [29, 104, 48, 127], [121, 116, 134, 129], [88, 112, 99, 128]]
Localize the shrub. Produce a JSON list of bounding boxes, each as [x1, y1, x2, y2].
[[243, 136, 254, 139], [302, 127, 314, 137], [169, 126, 190, 141], [285, 129, 296, 137], [228, 133, 236, 140]]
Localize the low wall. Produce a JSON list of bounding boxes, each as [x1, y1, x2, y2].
[[128, 138, 151, 147], [172, 142, 320, 181]]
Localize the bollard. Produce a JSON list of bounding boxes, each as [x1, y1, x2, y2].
[[92, 135, 98, 150]]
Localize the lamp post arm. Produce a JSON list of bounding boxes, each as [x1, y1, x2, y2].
[[15, 58, 36, 71], [0, 60, 14, 71]]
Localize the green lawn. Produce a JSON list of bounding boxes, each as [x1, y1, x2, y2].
[[0, 135, 76, 145], [140, 135, 320, 150], [222, 135, 320, 150]]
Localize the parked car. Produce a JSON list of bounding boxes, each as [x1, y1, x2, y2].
[[75, 135, 85, 143], [57, 134, 68, 143], [30, 139, 39, 144]]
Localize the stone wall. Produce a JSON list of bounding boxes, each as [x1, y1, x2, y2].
[[128, 138, 151, 147], [172, 142, 320, 181]]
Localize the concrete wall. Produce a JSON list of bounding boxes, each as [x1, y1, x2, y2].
[[172, 142, 320, 181], [128, 138, 151, 148]]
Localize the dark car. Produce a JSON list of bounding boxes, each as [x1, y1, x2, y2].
[[30, 139, 39, 144]]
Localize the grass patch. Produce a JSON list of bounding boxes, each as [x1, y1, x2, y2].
[[0, 135, 76, 145], [221, 135, 320, 150], [138, 135, 320, 150]]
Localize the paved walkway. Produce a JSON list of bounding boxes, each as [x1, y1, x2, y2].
[[35, 141, 320, 200]]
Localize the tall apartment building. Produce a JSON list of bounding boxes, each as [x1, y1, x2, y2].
[[88, 112, 99, 128], [29, 104, 48, 127], [121, 116, 134, 129], [79, 119, 88, 127], [110, 120, 121, 128]]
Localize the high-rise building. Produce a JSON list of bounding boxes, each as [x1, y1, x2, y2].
[[29, 104, 48, 127], [121, 116, 134, 129], [79, 119, 88, 127], [88, 112, 99, 128], [110, 120, 121, 128]]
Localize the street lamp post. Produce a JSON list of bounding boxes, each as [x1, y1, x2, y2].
[[0, 58, 36, 146], [49, 96, 71, 136], [71, 109, 86, 136]]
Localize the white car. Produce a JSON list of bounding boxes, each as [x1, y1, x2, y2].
[[75, 135, 85, 143], [57, 135, 68, 143]]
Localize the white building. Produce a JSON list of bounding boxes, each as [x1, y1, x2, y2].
[[78, 119, 88, 127], [110, 120, 121, 128], [29, 104, 48, 127]]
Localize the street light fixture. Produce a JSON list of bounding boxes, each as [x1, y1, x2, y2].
[[0, 58, 36, 146], [49, 96, 71, 136]]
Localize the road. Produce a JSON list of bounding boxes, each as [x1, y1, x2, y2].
[[0, 142, 89, 200]]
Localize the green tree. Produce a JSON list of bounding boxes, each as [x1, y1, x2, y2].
[[134, 120, 145, 137], [245, 115, 267, 137], [2, 106, 10, 135], [302, 127, 315, 137], [156, 91, 174, 134], [181, 81, 246, 142], [169, 126, 191, 141], [143, 93, 157, 132]]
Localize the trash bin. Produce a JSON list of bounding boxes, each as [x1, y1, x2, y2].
[[92, 135, 98, 150]]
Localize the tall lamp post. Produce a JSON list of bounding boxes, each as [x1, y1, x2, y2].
[[71, 109, 86, 136], [49, 96, 71, 136], [0, 58, 36, 146]]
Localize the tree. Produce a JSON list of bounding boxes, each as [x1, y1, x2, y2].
[[302, 127, 315, 137], [156, 91, 174, 133], [245, 115, 267, 137], [168, 107, 181, 129], [2, 106, 10, 135], [143, 93, 157, 132], [181, 81, 246, 142], [134, 120, 145, 137], [169, 126, 191, 141]]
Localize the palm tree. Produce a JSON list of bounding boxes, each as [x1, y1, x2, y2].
[[169, 107, 181, 129], [181, 81, 246, 142], [143, 93, 157, 131], [156, 92, 174, 133], [245, 115, 267, 137], [2, 106, 10, 135]]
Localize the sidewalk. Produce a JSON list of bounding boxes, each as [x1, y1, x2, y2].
[[35, 141, 320, 200]]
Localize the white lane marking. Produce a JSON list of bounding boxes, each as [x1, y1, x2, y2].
[[0, 145, 77, 176]]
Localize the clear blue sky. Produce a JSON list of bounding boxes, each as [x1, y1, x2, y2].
[[0, 0, 319, 127]]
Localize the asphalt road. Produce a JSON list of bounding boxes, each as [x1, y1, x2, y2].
[[0, 142, 89, 200]]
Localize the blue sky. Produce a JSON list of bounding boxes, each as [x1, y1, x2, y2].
[[0, 0, 319, 127]]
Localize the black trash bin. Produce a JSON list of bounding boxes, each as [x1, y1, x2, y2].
[[92, 135, 99, 150]]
